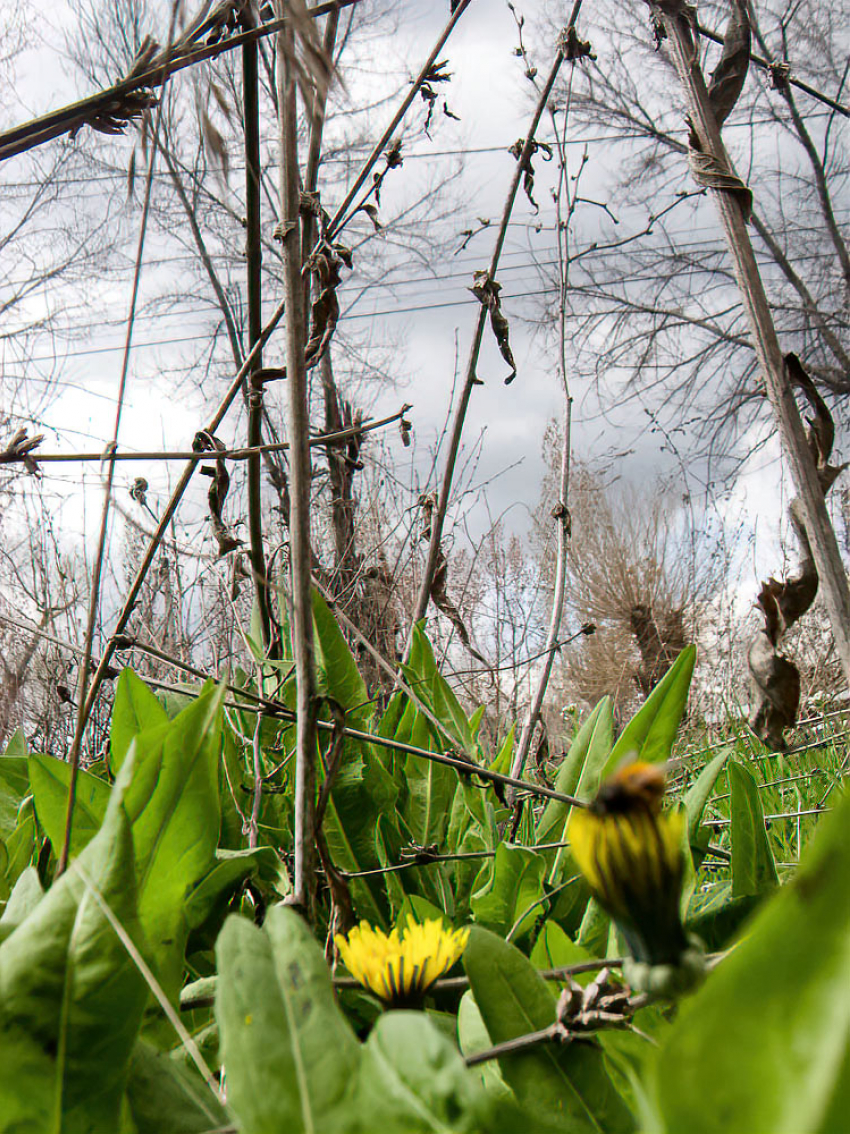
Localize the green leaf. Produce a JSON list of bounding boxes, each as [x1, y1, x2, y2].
[[0, 755, 149, 1133], [2, 728, 28, 757], [603, 645, 695, 777], [400, 710, 457, 850], [685, 881, 760, 951], [184, 848, 272, 933], [529, 920, 592, 976], [446, 783, 476, 857], [818, 1040, 850, 1134], [729, 761, 778, 897], [125, 1041, 230, 1133], [0, 1024, 55, 1133], [469, 705, 485, 741], [653, 787, 850, 1134], [354, 1011, 491, 1133], [0, 867, 43, 940], [684, 750, 729, 847], [0, 753, 29, 840], [463, 927, 634, 1132], [216, 906, 360, 1133], [575, 896, 612, 958], [312, 589, 370, 722], [321, 737, 398, 927], [599, 1003, 670, 1123], [5, 801, 36, 885], [458, 991, 514, 1102], [123, 682, 225, 1001], [111, 670, 169, 773], [29, 753, 111, 858], [488, 726, 515, 776], [397, 893, 451, 929], [536, 698, 614, 884], [471, 844, 546, 940], [403, 623, 475, 755], [376, 688, 407, 743], [375, 813, 409, 916]]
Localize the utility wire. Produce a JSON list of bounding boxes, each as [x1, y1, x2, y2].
[[2, 106, 829, 190]]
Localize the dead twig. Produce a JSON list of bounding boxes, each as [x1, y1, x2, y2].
[[0, 1, 364, 162], [0, 408, 411, 465], [407, 2, 584, 646]]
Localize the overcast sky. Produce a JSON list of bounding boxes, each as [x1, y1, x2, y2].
[[2, 0, 814, 595]]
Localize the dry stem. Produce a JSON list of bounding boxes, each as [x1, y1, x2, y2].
[[654, 2, 850, 691], [407, 2, 583, 646], [276, 6, 318, 914]]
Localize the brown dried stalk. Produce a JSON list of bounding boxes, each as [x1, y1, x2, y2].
[[408, 1, 584, 644], [0, 1, 363, 162], [651, 0, 850, 690], [275, 2, 319, 915], [242, 2, 274, 653], [748, 355, 846, 748]]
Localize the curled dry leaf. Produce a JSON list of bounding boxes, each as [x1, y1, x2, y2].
[[230, 551, 252, 600], [418, 59, 457, 136], [304, 247, 348, 369], [80, 90, 159, 138], [129, 477, 149, 506], [418, 492, 437, 543], [430, 549, 489, 666], [199, 106, 229, 180], [1, 427, 43, 475], [685, 0, 752, 220], [747, 353, 846, 749], [471, 270, 517, 384], [194, 430, 242, 556], [508, 137, 553, 214], [129, 475, 158, 521], [558, 25, 596, 62], [356, 203, 381, 231], [68, 3, 248, 146], [370, 139, 404, 211], [769, 60, 792, 90], [385, 137, 403, 169], [706, 0, 751, 130]]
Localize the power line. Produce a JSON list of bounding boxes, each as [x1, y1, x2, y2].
[[7, 246, 843, 366], [0, 279, 742, 366], [0, 106, 839, 194], [4, 226, 840, 343]]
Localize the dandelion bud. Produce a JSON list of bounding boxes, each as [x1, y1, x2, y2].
[[570, 761, 705, 991]]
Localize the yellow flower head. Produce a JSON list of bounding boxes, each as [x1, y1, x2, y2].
[[335, 915, 470, 1006], [570, 760, 688, 965]]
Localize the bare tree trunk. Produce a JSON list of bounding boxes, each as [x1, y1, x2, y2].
[[630, 603, 686, 697]]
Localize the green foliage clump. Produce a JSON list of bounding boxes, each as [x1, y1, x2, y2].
[[0, 602, 846, 1133]]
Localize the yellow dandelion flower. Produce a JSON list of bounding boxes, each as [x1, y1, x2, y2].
[[335, 915, 470, 1007], [569, 760, 689, 966]]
